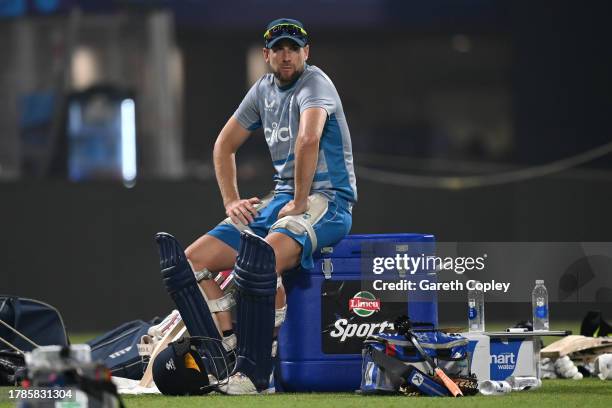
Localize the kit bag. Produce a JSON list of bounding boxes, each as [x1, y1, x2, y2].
[[360, 329, 470, 394], [0, 295, 69, 352], [87, 320, 153, 380], [0, 296, 70, 386]]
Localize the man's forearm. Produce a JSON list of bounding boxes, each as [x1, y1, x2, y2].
[[293, 135, 319, 204], [213, 147, 240, 206]]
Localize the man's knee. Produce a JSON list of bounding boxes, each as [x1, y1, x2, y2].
[[185, 241, 205, 271], [185, 234, 237, 272], [264, 232, 302, 274]]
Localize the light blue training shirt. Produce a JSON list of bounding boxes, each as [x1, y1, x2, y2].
[[233, 64, 357, 204]]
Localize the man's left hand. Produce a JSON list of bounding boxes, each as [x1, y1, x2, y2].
[[278, 200, 309, 219]]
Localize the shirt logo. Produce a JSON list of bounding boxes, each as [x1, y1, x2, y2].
[[264, 122, 290, 145], [264, 98, 275, 111]]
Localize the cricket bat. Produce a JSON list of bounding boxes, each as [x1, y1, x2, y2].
[[570, 344, 612, 364], [138, 320, 187, 387], [541, 335, 612, 358]]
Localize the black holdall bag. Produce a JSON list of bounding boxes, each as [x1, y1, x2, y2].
[[0, 296, 69, 351], [0, 296, 70, 385]]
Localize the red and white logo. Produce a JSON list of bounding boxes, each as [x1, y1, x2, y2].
[[349, 291, 381, 317]]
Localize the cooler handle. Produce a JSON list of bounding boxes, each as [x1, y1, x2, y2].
[[322, 258, 333, 279]]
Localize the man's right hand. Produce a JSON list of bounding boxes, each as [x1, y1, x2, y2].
[[225, 197, 261, 225]]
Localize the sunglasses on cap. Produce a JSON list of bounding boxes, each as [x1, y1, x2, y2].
[[263, 23, 308, 46]]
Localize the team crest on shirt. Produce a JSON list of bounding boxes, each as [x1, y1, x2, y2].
[[264, 98, 275, 111]]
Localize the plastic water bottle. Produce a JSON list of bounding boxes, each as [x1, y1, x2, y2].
[[506, 375, 542, 391], [468, 282, 485, 332], [532, 280, 549, 331], [479, 380, 511, 395]]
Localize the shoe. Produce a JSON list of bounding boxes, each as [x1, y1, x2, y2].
[[217, 372, 275, 395]]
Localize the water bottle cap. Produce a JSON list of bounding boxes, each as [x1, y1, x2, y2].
[[536, 279, 544, 285]]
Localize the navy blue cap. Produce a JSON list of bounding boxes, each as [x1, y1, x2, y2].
[[264, 18, 308, 48], [152, 342, 210, 396]]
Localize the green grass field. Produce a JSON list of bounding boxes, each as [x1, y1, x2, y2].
[[2, 379, 611, 408], [4, 321, 607, 407]]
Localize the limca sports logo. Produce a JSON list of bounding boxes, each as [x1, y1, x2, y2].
[[348, 291, 381, 317]]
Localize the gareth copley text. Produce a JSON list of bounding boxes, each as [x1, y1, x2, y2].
[[373, 279, 511, 293]]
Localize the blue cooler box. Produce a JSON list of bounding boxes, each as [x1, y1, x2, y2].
[[278, 233, 437, 392]]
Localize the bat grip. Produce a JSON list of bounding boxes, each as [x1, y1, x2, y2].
[[435, 368, 463, 397]]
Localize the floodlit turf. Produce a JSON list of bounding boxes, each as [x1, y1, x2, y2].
[[2, 321, 594, 407], [123, 379, 612, 407], [2, 379, 611, 408]]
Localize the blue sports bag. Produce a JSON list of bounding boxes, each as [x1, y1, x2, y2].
[[360, 328, 470, 394], [88, 320, 154, 380]]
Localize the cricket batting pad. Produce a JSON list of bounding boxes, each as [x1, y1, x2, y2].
[[233, 231, 277, 392], [155, 232, 222, 342]]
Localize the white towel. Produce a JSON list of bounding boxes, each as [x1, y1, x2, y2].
[[112, 377, 161, 395]]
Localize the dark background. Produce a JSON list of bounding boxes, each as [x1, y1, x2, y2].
[[1, 0, 611, 331]]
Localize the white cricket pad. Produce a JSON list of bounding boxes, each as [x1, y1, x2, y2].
[[270, 193, 329, 253]]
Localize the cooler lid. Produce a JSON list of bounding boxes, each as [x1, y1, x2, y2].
[[313, 233, 435, 260]]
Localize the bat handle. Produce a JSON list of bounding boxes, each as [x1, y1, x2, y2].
[[434, 368, 464, 397]]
